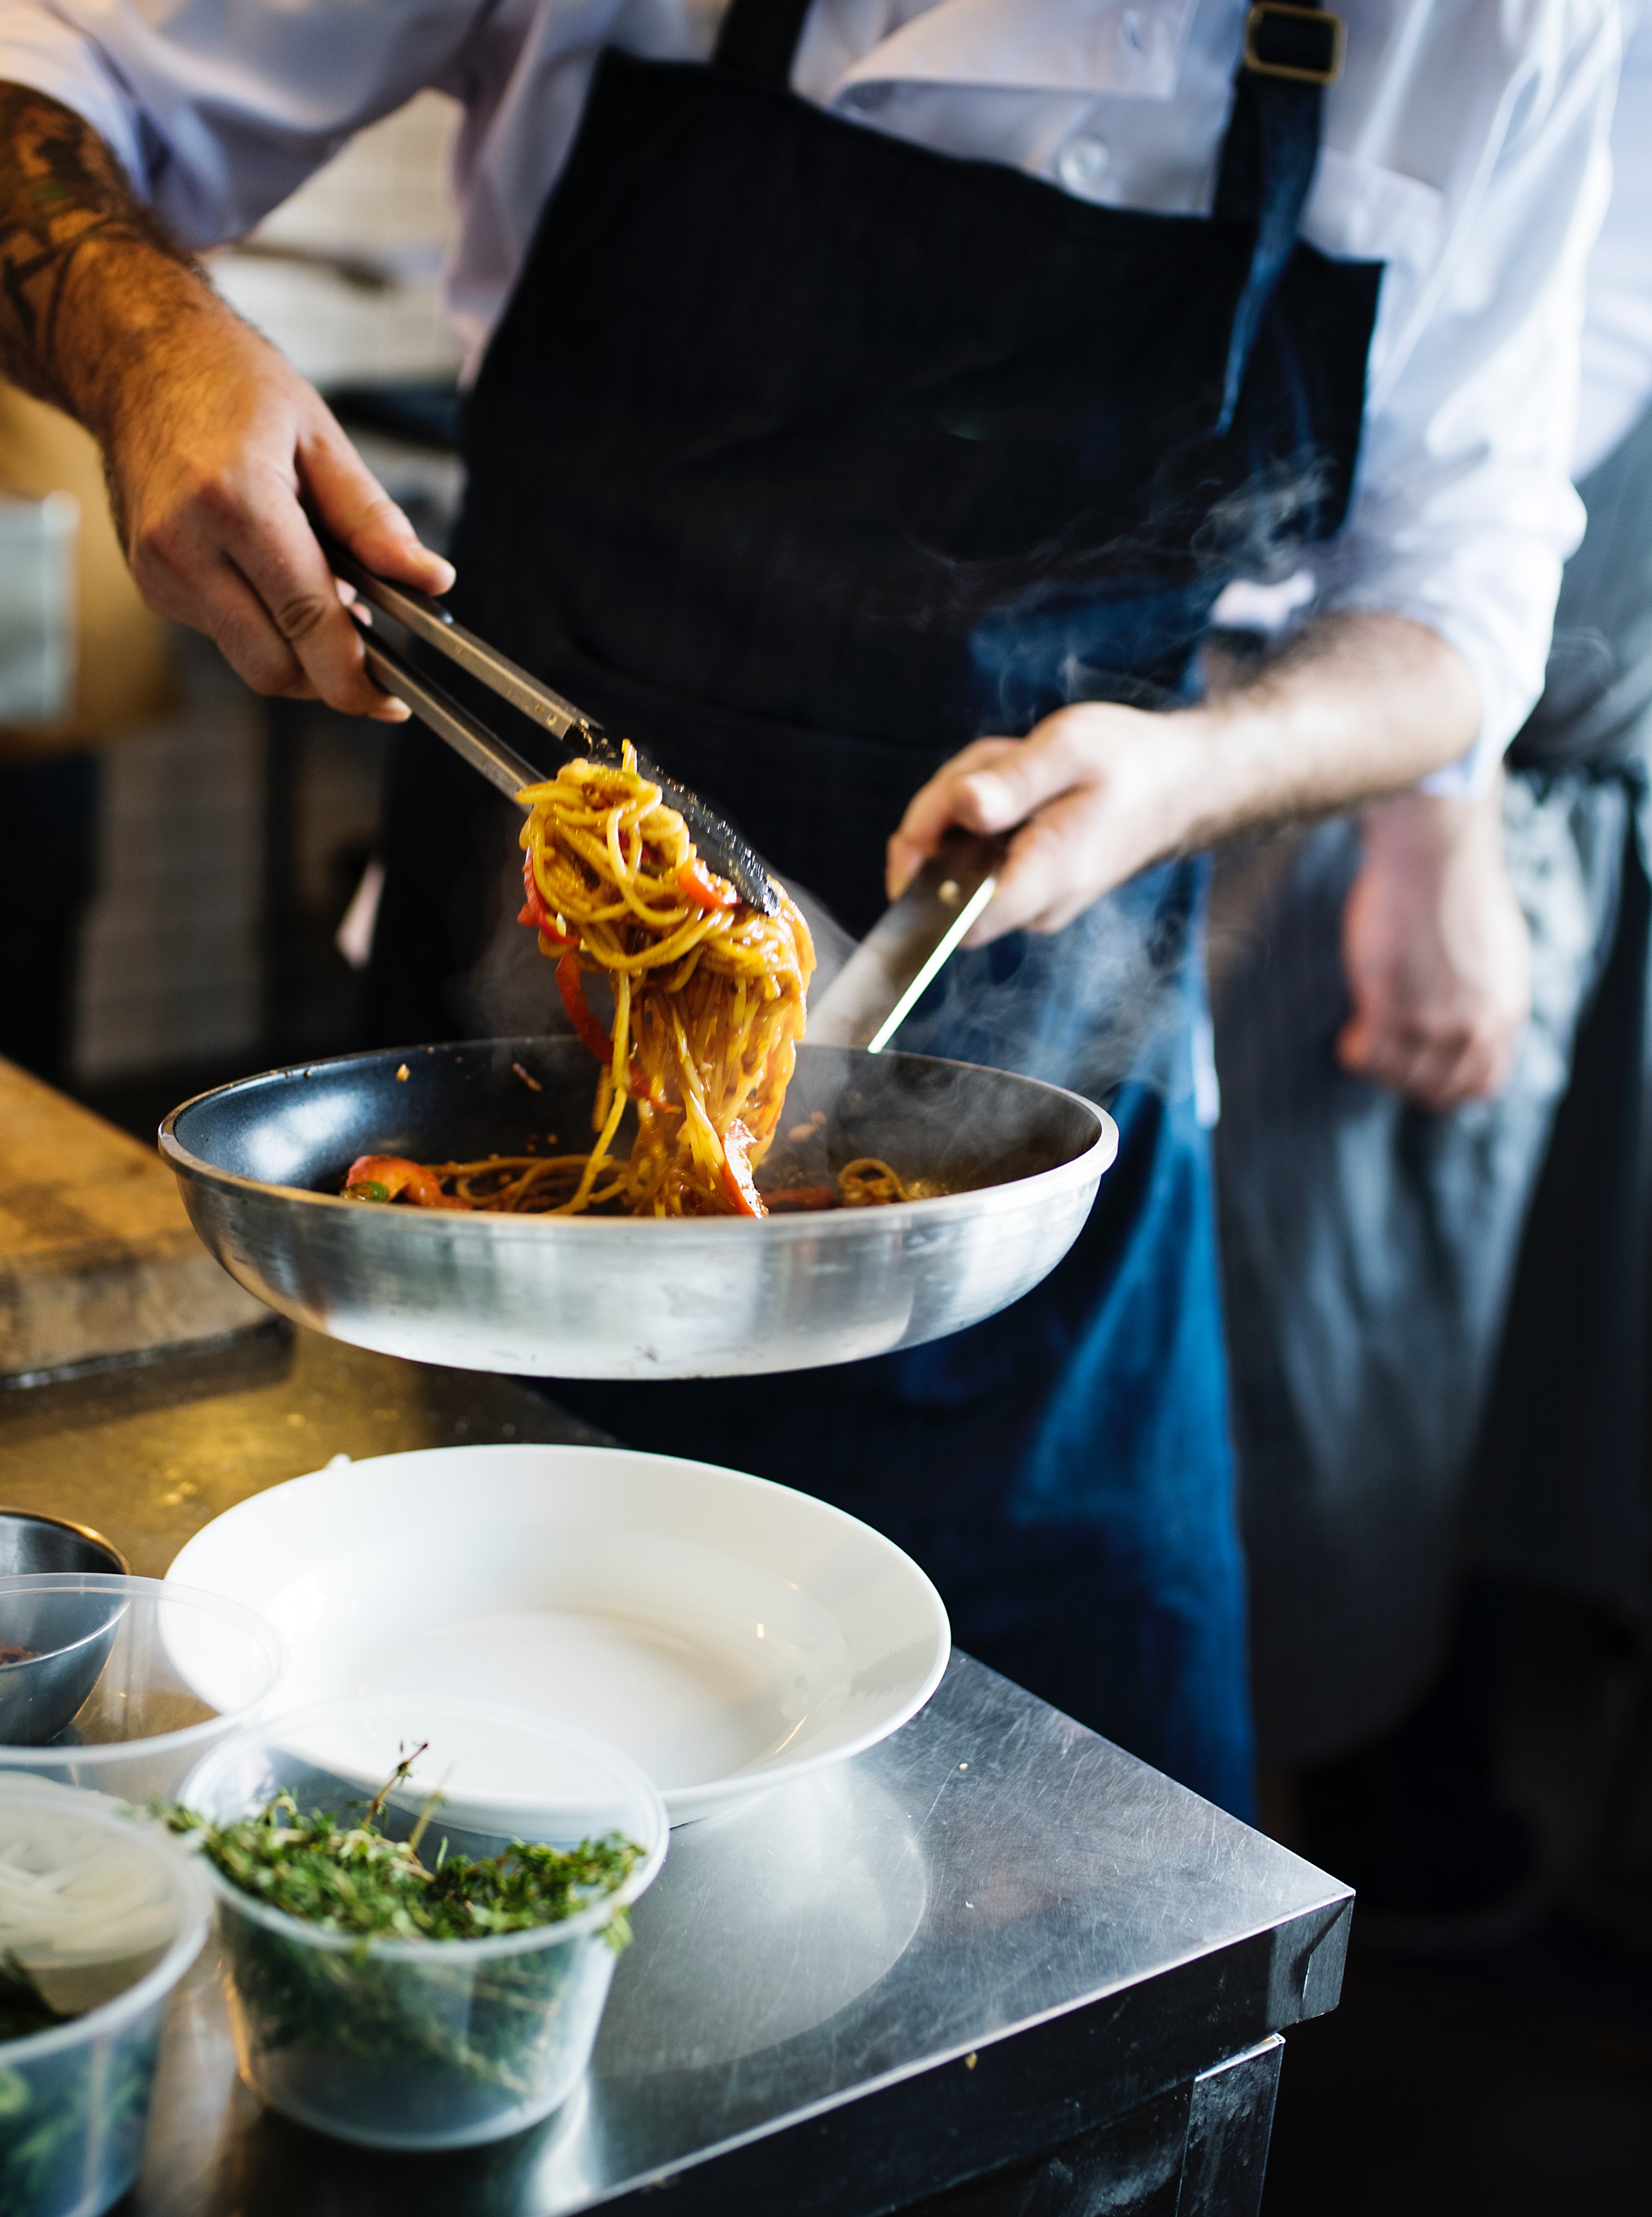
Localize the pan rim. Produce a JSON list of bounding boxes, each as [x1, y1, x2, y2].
[[158, 1039, 1116, 1235]]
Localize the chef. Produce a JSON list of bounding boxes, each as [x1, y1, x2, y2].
[[0, 0, 1614, 1821]]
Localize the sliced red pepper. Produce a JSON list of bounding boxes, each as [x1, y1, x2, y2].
[[720, 1120, 766, 1217], [518, 855, 573, 946], [557, 953, 616, 1064], [678, 855, 739, 911], [343, 1155, 469, 1210], [758, 1186, 837, 1213]]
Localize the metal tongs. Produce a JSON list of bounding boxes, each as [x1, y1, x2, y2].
[[324, 535, 779, 915]]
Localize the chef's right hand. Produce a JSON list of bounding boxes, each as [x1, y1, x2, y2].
[[100, 307, 452, 719], [0, 85, 448, 716]]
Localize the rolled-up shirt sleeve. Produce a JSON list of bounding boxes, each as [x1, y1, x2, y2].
[[1313, 0, 1618, 793], [0, 3, 148, 181]]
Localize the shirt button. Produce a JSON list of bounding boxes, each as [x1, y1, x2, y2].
[[1056, 133, 1113, 199]]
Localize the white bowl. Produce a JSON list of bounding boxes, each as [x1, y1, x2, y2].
[[167, 1444, 950, 1820]]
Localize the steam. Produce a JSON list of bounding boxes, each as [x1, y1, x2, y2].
[[903, 447, 1337, 1103], [933, 444, 1338, 735], [459, 824, 1197, 1113], [460, 445, 1335, 1103], [893, 868, 1203, 1108], [1190, 453, 1336, 583]]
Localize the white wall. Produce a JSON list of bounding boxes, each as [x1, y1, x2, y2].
[[209, 93, 465, 388], [72, 632, 265, 1085]]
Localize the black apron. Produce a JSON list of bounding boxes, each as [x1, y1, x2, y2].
[[370, 0, 1380, 1817]]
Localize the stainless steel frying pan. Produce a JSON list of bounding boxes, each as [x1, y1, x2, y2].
[[160, 1039, 1115, 1379]]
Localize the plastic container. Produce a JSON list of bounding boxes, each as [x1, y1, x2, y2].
[[179, 1694, 668, 2150], [0, 1781, 208, 2217], [0, 1575, 285, 1803]]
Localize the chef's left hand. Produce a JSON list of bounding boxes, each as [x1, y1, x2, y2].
[[887, 702, 1197, 942]]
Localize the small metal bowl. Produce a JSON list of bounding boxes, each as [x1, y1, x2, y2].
[[0, 1511, 130, 1746]]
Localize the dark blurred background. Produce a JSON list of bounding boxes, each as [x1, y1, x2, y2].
[[1262, 1586, 1652, 2215]]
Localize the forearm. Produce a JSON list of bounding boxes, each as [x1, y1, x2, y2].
[[891, 609, 1487, 935], [1168, 611, 1484, 854], [0, 81, 451, 716], [0, 84, 218, 435]]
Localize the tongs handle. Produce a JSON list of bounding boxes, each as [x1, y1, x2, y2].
[[322, 530, 601, 750], [324, 531, 780, 916], [357, 628, 545, 805]]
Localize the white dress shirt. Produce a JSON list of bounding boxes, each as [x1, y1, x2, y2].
[[1576, 2, 1652, 477], [0, 0, 1620, 783]]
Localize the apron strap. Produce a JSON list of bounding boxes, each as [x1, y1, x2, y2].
[[714, 0, 815, 84], [1212, 6, 1344, 434]]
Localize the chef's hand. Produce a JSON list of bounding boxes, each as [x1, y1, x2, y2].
[[0, 84, 451, 720], [887, 611, 1485, 945], [887, 702, 1199, 941], [100, 309, 451, 719], [1336, 781, 1530, 1110]]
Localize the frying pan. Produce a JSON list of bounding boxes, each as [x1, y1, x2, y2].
[[160, 1039, 1115, 1380]]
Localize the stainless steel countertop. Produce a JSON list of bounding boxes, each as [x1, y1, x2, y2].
[[0, 1324, 1351, 2214], [0, 1320, 606, 1575], [133, 1657, 1349, 2215]]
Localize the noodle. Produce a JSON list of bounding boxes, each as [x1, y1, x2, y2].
[[342, 745, 925, 1218], [510, 745, 813, 1214]]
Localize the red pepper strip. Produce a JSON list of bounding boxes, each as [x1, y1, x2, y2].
[[677, 855, 739, 911], [758, 1186, 837, 1213], [518, 856, 573, 947], [343, 1155, 470, 1210], [557, 954, 616, 1064], [720, 1121, 766, 1217]]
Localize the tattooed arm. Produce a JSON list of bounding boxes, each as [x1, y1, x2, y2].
[[0, 84, 451, 715]]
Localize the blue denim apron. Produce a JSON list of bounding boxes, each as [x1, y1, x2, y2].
[[372, 0, 1380, 1818]]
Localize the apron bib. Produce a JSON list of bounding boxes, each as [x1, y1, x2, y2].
[[370, 0, 1380, 1816]]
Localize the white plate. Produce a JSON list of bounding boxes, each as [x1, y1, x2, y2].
[[167, 1444, 950, 1821]]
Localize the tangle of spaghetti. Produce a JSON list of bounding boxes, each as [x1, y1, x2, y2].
[[349, 746, 816, 1218]]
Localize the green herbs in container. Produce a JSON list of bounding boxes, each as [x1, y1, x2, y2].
[[171, 1698, 668, 2151]]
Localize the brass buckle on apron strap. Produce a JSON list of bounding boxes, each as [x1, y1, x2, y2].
[[1243, 4, 1344, 85]]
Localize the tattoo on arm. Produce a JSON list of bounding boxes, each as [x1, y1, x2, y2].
[[0, 82, 200, 419]]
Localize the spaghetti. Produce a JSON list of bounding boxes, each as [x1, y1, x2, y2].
[[349, 746, 817, 1218]]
